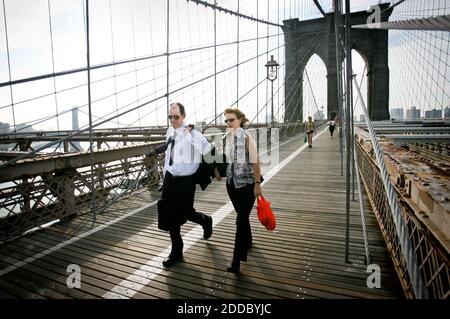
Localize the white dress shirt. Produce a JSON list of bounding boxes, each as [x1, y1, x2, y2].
[[164, 123, 212, 176]]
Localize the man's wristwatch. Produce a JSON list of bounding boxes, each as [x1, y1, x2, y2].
[[255, 181, 261, 184]]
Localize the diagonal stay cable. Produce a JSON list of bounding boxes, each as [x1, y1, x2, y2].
[[353, 71, 428, 299]]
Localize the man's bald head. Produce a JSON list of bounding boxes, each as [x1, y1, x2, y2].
[[170, 102, 185, 116], [169, 102, 186, 129]]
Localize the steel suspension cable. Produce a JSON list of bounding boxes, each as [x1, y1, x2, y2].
[[47, 0, 60, 133], [84, 0, 97, 221], [353, 72, 428, 299], [1, 0, 16, 130], [109, 0, 119, 129]]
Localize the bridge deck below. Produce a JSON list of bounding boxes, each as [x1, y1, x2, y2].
[[0, 128, 403, 299]]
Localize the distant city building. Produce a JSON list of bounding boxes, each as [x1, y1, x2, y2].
[[71, 107, 82, 152], [15, 123, 34, 132], [424, 108, 443, 119], [0, 122, 10, 133], [444, 107, 450, 119], [390, 108, 404, 120], [0, 122, 11, 151], [313, 111, 324, 120], [405, 106, 421, 119], [72, 107, 79, 131]]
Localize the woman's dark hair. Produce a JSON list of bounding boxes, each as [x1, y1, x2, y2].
[[224, 107, 249, 128], [170, 102, 185, 116]]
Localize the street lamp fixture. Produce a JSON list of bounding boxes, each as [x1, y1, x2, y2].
[[265, 55, 279, 127]]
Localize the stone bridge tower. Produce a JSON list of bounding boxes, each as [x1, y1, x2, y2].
[[282, 3, 393, 123]]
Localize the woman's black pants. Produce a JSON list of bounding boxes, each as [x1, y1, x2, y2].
[[226, 182, 256, 262]]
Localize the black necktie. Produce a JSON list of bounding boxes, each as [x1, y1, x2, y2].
[[169, 138, 175, 165]]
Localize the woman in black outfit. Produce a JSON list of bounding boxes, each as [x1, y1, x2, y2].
[[222, 107, 263, 273]]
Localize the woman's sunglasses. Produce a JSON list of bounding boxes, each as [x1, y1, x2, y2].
[[168, 115, 180, 120], [224, 118, 236, 123]]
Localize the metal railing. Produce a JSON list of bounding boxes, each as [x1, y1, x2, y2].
[[0, 123, 308, 243], [0, 150, 162, 243], [355, 137, 449, 299], [353, 73, 432, 299]]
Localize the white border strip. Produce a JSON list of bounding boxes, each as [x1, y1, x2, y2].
[[103, 128, 328, 298]]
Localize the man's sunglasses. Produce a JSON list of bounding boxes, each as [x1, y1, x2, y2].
[[168, 115, 180, 120], [224, 118, 236, 123]]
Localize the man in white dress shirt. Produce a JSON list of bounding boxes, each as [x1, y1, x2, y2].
[[160, 102, 213, 267]]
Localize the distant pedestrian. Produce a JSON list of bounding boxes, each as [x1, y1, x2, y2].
[[305, 116, 315, 148], [327, 118, 336, 138]]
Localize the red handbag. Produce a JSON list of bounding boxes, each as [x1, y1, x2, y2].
[[256, 195, 276, 230]]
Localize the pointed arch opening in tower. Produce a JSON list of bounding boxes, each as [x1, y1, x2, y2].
[[302, 53, 327, 122], [351, 49, 369, 123]]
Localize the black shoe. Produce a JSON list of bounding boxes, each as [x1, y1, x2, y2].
[[203, 215, 213, 240], [162, 254, 183, 267], [227, 260, 240, 273]]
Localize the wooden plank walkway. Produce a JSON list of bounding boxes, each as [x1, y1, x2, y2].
[[0, 128, 404, 299]]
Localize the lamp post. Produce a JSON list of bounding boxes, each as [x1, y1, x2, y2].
[[265, 55, 279, 127]]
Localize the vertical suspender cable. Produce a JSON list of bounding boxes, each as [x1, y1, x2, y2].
[[47, 0, 60, 134], [292, 0, 294, 18], [351, 70, 355, 202], [2, 0, 16, 130], [339, 0, 344, 176], [304, 69, 320, 117], [85, 0, 96, 221], [283, 0, 286, 124], [148, 0, 159, 126], [265, 0, 269, 123], [109, 0, 119, 129], [294, 0, 297, 18], [277, 0, 280, 123], [131, 5, 141, 128], [418, 18, 426, 120], [236, 0, 239, 107], [214, 0, 217, 125], [344, 0, 352, 263], [348, 0, 356, 201], [166, 0, 170, 126], [256, 0, 259, 124], [297, 0, 305, 20], [334, 0, 344, 176], [299, 0, 302, 18]]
